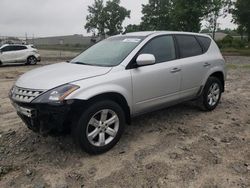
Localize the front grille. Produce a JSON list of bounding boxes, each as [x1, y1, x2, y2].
[[11, 86, 44, 103]]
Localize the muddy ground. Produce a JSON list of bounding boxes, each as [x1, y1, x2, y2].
[[0, 55, 250, 188]]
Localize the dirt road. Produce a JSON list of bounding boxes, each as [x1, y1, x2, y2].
[[0, 56, 250, 187]]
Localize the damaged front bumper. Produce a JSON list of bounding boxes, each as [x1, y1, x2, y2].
[[10, 99, 84, 135]]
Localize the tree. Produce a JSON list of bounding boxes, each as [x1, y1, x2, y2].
[[139, 0, 229, 32], [141, 0, 174, 31], [204, 0, 232, 39], [232, 0, 250, 41], [85, 0, 106, 37], [85, 0, 130, 37], [172, 0, 225, 32], [124, 24, 141, 33], [104, 0, 130, 36], [237, 25, 247, 41]]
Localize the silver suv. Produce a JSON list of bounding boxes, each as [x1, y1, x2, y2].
[[9, 31, 226, 154]]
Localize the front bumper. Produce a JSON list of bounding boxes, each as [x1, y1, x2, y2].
[[35, 54, 41, 62], [10, 99, 84, 135]]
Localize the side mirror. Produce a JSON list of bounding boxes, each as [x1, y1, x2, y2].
[[136, 54, 156, 66]]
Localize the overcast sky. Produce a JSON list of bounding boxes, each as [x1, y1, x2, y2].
[[0, 0, 237, 38]]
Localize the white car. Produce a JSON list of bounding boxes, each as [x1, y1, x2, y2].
[[0, 44, 41, 65]]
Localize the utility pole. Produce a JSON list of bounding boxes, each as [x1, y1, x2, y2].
[[25, 32, 28, 44]]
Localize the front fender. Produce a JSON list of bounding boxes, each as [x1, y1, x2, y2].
[[66, 70, 133, 111]]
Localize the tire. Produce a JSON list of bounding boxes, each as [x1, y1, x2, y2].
[[26, 56, 37, 65], [199, 77, 222, 111], [72, 100, 125, 154]]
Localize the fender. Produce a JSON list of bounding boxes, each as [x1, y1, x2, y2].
[[200, 62, 226, 94], [67, 71, 133, 112]]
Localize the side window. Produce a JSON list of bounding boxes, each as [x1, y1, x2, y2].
[[139, 35, 176, 63], [175, 35, 203, 58], [9, 46, 18, 51], [197, 36, 211, 52], [16, 46, 27, 50], [1, 46, 11, 52]]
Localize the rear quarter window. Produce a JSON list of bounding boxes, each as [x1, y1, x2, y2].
[[175, 35, 203, 58], [15, 46, 27, 50], [196, 36, 212, 53]]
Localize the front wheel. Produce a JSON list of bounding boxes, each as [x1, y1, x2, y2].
[[26, 56, 37, 65], [72, 100, 125, 154], [199, 77, 222, 111]]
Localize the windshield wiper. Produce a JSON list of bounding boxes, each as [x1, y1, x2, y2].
[[71, 61, 112, 67], [71, 61, 92, 66]]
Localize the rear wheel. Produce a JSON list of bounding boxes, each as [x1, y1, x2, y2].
[[72, 100, 125, 154], [26, 56, 37, 65], [199, 77, 222, 111]]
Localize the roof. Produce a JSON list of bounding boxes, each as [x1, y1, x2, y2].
[[123, 31, 211, 38], [0, 44, 9, 48], [0, 44, 31, 49]]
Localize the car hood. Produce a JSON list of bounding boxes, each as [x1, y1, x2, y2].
[[15, 62, 112, 90]]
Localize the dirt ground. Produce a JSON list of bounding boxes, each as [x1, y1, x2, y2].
[[0, 55, 250, 188]]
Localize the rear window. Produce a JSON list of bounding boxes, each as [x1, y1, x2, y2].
[[175, 35, 203, 58], [197, 36, 211, 52], [16, 46, 27, 50]]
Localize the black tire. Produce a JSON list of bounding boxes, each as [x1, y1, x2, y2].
[[199, 77, 222, 111], [72, 100, 125, 154], [26, 56, 37, 65]]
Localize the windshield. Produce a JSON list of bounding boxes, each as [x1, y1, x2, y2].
[[70, 36, 145, 67]]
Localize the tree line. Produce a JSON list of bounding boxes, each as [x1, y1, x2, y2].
[[85, 0, 250, 41]]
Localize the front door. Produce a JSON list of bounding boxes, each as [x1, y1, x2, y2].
[[1, 46, 18, 63], [131, 35, 182, 114]]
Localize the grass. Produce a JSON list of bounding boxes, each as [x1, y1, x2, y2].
[[227, 64, 250, 69], [221, 48, 250, 56]]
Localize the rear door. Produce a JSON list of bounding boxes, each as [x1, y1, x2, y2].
[[174, 35, 208, 99], [131, 35, 182, 114], [15, 45, 28, 62]]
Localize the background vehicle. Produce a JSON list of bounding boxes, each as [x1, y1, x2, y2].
[[9, 31, 226, 154], [0, 44, 41, 65]]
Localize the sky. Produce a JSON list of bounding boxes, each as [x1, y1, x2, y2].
[[0, 0, 237, 38]]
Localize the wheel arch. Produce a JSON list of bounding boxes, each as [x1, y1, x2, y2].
[[27, 55, 37, 60], [85, 92, 131, 124], [209, 71, 225, 92], [198, 70, 225, 97]]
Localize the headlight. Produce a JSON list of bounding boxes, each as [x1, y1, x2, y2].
[[32, 84, 79, 103]]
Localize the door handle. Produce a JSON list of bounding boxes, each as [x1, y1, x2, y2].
[[171, 68, 181, 73], [203, 62, 211, 67]]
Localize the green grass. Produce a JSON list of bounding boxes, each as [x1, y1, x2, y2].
[[227, 64, 250, 69], [36, 44, 89, 52], [221, 48, 250, 56]]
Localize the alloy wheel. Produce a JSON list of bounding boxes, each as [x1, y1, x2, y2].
[[86, 109, 119, 147], [207, 83, 220, 106]]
